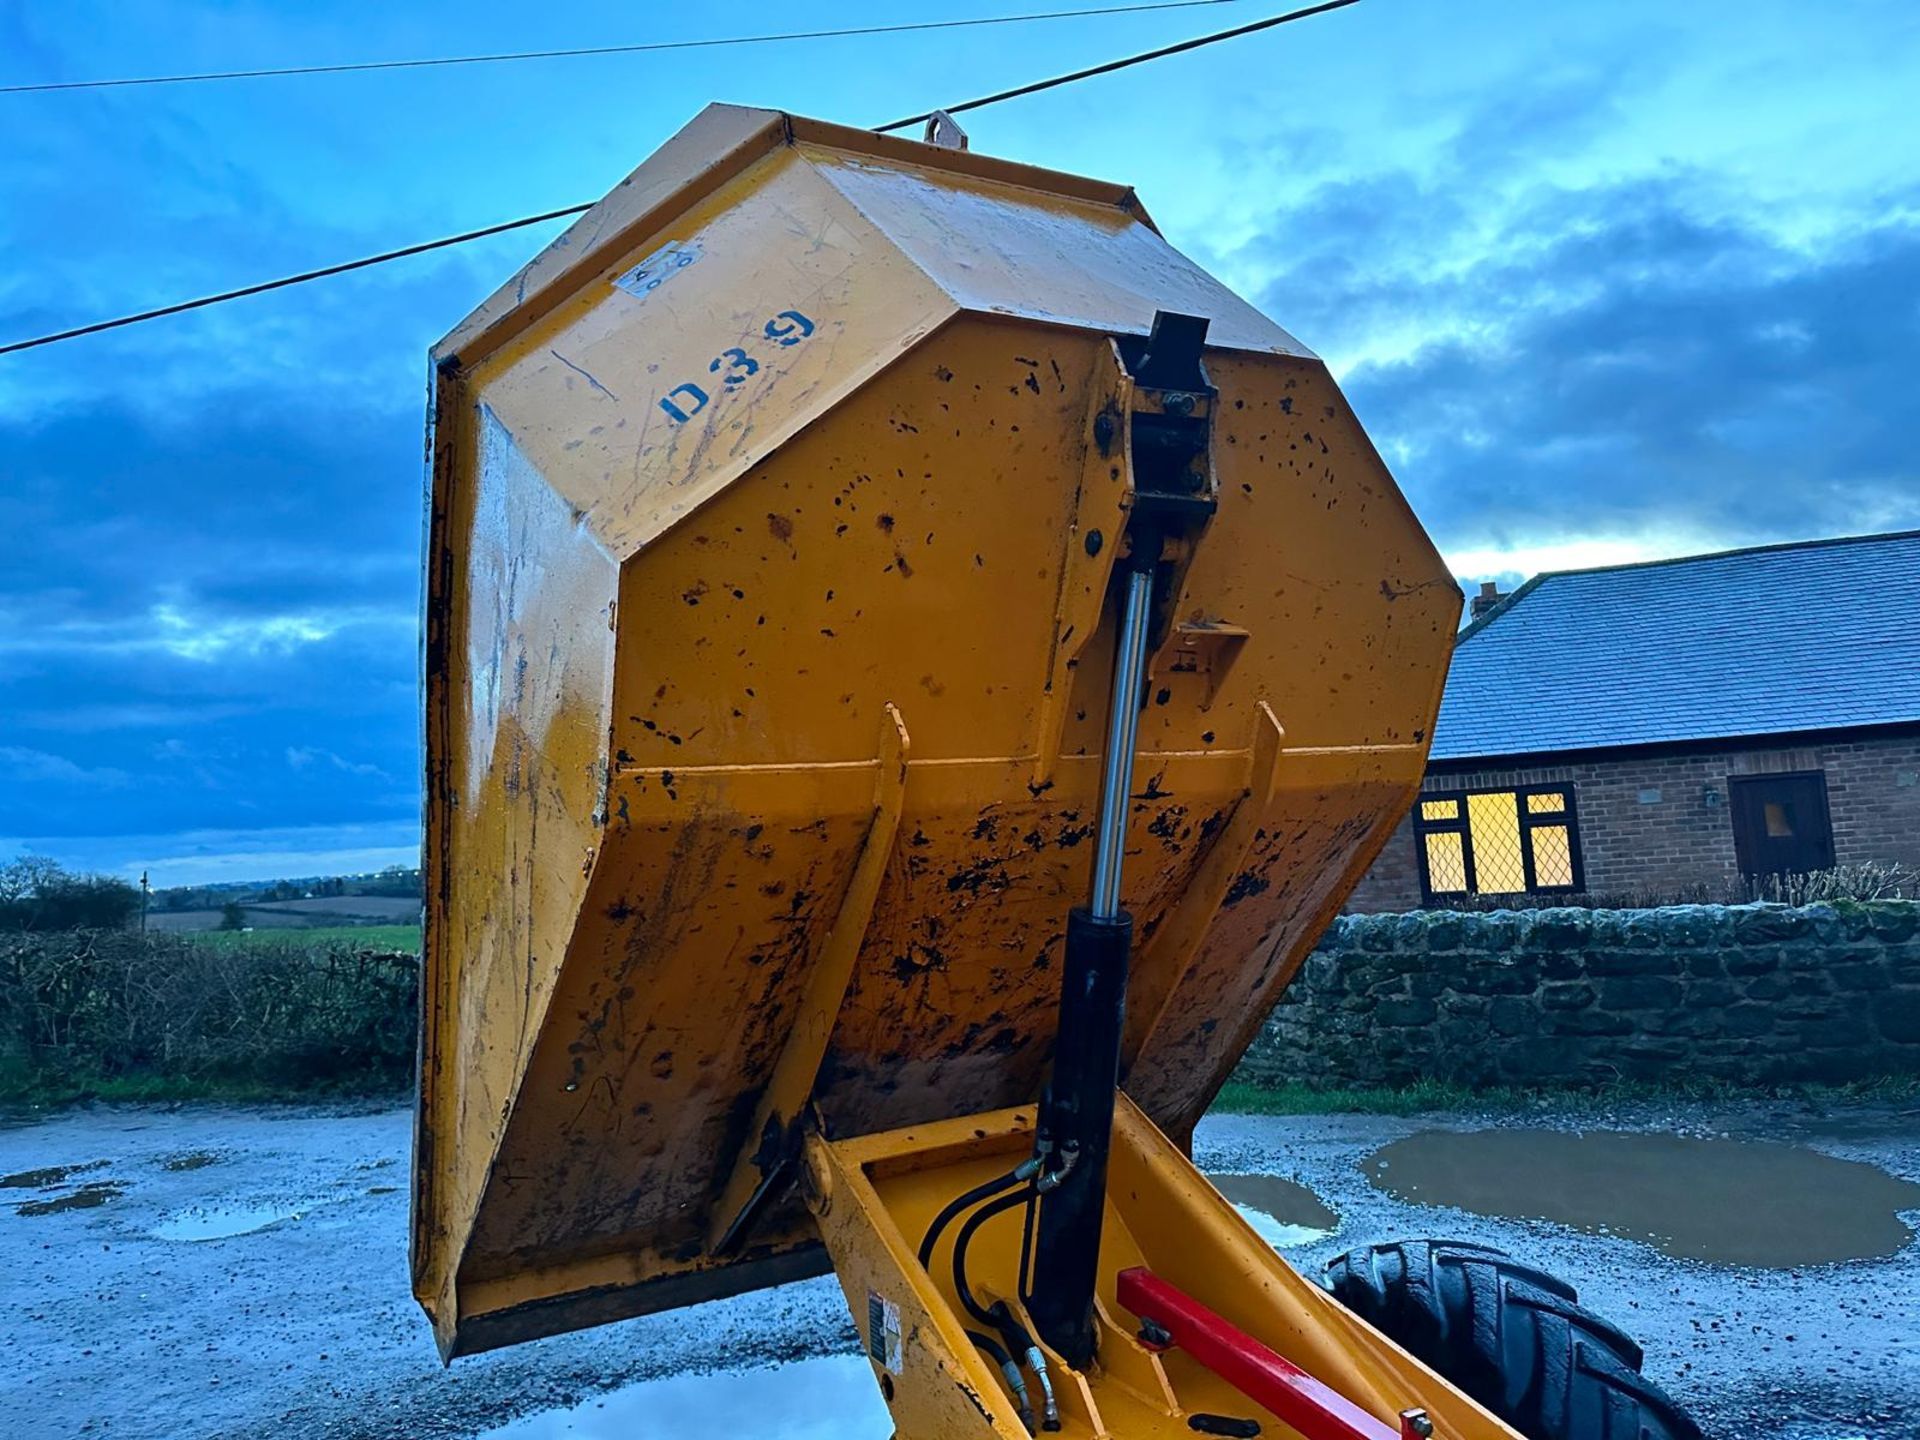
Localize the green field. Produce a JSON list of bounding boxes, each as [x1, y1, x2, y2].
[[187, 924, 421, 952]]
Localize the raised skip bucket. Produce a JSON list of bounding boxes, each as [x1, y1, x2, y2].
[[414, 104, 1457, 1357]]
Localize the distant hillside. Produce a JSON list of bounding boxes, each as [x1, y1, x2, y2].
[[150, 866, 421, 932], [147, 894, 422, 934]]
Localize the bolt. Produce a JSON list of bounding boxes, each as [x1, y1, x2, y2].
[[1399, 1408, 1434, 1439], [1085, 529, 1103, 557], [1162, 392, 1196, 416]]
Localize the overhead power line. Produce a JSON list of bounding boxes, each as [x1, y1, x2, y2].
[[0, 0, 1363, 358], [0, 1, 1242, 94], [874, 0, 1358, 131], [0, 207, 595, 357]]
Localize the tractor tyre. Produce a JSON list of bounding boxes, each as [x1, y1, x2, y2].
[[1324, 1239, 1703, 1440]]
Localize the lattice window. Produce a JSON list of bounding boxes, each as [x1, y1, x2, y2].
[[1413, 785, 1584, 901]]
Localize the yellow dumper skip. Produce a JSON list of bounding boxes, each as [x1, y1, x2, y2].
[[417, 103, 1478, 1434]]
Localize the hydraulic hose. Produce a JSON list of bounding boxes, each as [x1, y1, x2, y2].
[[927, 1149, 1065, 1433], [952, 1186, 1036, 1327], [983, 1304, 1062, 1432], [966, 1329, 1036, 1433], [954, 1180, 1065, 1432], [917, 1157, 1039, 1271], [1018, 1183, 1038, 1302], [1027, 1344, 1061, 1432]]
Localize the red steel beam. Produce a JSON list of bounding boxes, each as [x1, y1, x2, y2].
[[1114, 1266, 1430, 1440]]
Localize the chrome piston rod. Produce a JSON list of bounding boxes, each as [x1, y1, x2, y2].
[[1088, 564, 1155, 918]]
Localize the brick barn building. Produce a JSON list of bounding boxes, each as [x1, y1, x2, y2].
[[1350, 531, 1920, 912]]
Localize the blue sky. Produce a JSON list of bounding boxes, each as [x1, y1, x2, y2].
[[2, 0, 1916, 884]]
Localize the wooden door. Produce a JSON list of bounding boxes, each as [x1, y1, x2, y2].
[[1729, 771, 1835, 878]]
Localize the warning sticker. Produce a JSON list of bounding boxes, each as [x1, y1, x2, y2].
[[866, 1290, 903, 1374]]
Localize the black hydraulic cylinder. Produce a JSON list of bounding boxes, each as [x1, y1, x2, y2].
[[1026, 322, 1206, 1370], [1027, 904, 1134, 1368]]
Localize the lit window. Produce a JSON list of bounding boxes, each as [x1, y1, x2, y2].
[[1532, 824, 1574, 887], [1424, 831, 1467, 893], [1412, 785, 1584, 901]]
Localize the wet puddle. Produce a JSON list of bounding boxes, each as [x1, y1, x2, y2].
[[477, 1354, 889, 1439], [3, 1160, 108, 1188], [151, 1201, 315, 1241], [1210, 1172, 1340, 1248], [162, 1151, 222, 1172], [1364, 1129, 1920, 1267], [16, 1181, 124, 1215]]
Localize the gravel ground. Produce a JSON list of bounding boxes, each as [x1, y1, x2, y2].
[[1, 1096, 1914, 1439]]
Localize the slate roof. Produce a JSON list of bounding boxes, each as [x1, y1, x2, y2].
[[1431, 531, 1920, 762]]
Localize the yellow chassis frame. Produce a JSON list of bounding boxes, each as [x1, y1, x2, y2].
[[804, 1094, 1520, 1439]]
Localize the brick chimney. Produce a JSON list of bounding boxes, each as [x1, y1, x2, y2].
[[1470, 580, 1506, 618]]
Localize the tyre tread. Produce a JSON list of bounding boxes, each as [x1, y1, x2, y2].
[[1324, 1239, 1702, 1440]]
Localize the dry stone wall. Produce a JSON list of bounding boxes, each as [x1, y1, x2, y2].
[[1233, 902, 1920, 1089]]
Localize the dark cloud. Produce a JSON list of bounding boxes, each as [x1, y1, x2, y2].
[[0, 614, 418, 843], [0, 80, 543, 870], [1234, 142, 1920, 556], [1442, 64, 1634, 173], [0, 389, 423, 847], [1370, 186, 1916, 546], [0, 396, 418, 621], [0, 96, 522, 862]]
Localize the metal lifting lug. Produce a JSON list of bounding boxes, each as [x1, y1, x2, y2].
[[921, 109, 970, 150]]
